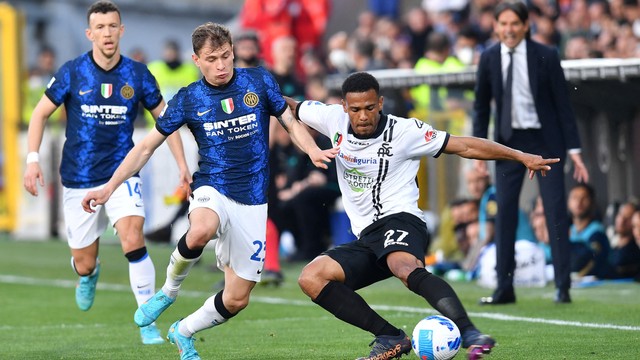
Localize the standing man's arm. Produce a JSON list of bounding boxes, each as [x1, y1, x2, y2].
[[472, 51, 494, 176], [149, 101, 192, 194], [547, 50, 589, 183], [276, 103, 338, 169], [23, 95, 59, 196]]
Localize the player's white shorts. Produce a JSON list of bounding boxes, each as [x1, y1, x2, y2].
[[63, 177, 145, 249], [189, 186, 267, 282]]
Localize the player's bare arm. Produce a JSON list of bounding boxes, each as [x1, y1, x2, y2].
[[277, 103, 338, 170], [81, 128, 167, 212], [23, 95, 59, 197], [150, 101, 192, 196], [444, 135, 560, 179]]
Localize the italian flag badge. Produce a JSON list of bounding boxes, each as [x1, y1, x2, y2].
[[101, 83, 113, 98], [221, 98, 234, 114]]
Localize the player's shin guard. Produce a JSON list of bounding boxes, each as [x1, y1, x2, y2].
[[181, 290, 236, 337], [162, 234, 202, 298], [126, 247, 156, 306], [407, 267, 475, 332]]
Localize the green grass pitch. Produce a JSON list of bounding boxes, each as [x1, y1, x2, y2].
[[0, 238, 639, 359]]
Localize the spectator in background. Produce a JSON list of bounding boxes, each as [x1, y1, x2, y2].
[[610, 202, 640, 279], [473, 2, 589, 305], [233, 31, 263, 68], [129, 47, 148, 64], [410, 31, 466, 119], [240, 0, 331, 76], [563, 35, 593, 59], [23, 45, 64, 129], [567, 183, 612, 279], [403, 6, 433, 64], [270, 35, 305, 100]]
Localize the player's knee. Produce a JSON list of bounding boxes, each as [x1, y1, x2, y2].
[[187, 223, 216, 247], [298, 263, 323, 298]]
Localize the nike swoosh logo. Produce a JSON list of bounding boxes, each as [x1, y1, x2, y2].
[[257, 269, 263, 274], [79, 89, 93, 95], [136, 283, 150, 288], [197, 109, 212, 116]]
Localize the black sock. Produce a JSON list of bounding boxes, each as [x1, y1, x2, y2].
[[176, 234, 203, 259], [407, 268, 475, 332], [214, 290, 237, 319], [124, 246, 147, 262], [313, 281, 401, 337]]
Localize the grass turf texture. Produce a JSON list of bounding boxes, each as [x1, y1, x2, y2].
[[0, 238, 639, 359]]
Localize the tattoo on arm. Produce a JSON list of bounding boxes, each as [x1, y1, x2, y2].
[[277, 112, 298, 133]]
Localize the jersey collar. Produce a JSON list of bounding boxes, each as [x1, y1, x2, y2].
[[348, 112, 388, 139]]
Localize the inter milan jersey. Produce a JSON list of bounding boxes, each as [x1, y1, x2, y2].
[[45, 51, 162, 188], [297, 101, 450, 237], [156, 67, 286, 205]]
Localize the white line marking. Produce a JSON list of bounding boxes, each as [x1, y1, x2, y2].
[[2, 274, 638, 332]]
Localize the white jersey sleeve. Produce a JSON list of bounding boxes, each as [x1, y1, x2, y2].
[[296, 100, 347, 139]]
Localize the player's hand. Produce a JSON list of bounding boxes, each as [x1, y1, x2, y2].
[[309, 147, 339, 170], [177, 167, 193, 199], [23, 162, 45, 197], [521, 153, 560, 179], [81, 188, 112, 213], [569, 152, 589, 183]]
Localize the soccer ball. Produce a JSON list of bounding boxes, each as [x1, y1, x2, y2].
[[411, 315, 461, 360]]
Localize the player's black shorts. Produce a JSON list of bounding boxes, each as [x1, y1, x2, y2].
[[324, 212, 430, 291]]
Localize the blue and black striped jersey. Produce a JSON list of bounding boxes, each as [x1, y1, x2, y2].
[[156, 66, 286, 206], [45, 51, 162, 188]]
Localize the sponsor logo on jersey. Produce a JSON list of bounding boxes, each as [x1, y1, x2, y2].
[[120, 84, 134, 99], [221, 98, 234, 114], [203, 114, 258, 138], [338, 152, 378, 166], [343, 168, 374, 192], [243, 92, 259, 107], [197, 109, 212, 116], [81, 104, 127, 123], [424, 129, 438, 143], [78, 89, 93, 96], [347, 139, 370, 146], [101, 83, 113, 98], [333, 132, 343, 146]]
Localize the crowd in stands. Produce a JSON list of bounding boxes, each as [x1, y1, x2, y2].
[[21, 0, 640, 284]]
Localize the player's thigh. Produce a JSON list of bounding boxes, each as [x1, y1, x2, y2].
[[104, 177, 146, 249], [188, 186, 226, 242], [63, 186, 109, 249], [216, 202, 268, 283]]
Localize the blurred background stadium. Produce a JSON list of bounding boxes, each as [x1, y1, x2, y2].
[[0, 0, 639, 244]]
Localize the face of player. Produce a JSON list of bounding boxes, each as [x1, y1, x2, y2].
[[86, 11, 123, 60], [494, 9, 528, 49], [193, 42, 234, 87], [342, 89, 383, 137]]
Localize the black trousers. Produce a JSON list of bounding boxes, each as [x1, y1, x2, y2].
[[494, 129, 571, 291]]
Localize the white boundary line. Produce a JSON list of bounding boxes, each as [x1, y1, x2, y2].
[[2, 274, 639, 332]]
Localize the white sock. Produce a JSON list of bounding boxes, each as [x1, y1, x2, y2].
[[129, 253, 156, 306], [180, 294, 228, 337], [162, 248, 201, 298]]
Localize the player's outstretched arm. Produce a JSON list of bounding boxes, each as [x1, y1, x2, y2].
[[278, 99, 338, 169], [23, 95, 59, 197], [81, 128, 167, 212], [444, 135, 560, 179], [150, 101, 192, 196]]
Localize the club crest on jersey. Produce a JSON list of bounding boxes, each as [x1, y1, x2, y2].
[[120, 84, 134, 99], [425, 129, 438, 143], [333, 132, 343, 146], [243, 92, 259, 107], [221, 98, 234, 114], [101, 83, 113, 98]]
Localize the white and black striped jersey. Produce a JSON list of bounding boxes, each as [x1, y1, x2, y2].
[[297, 100, 449, 237]]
